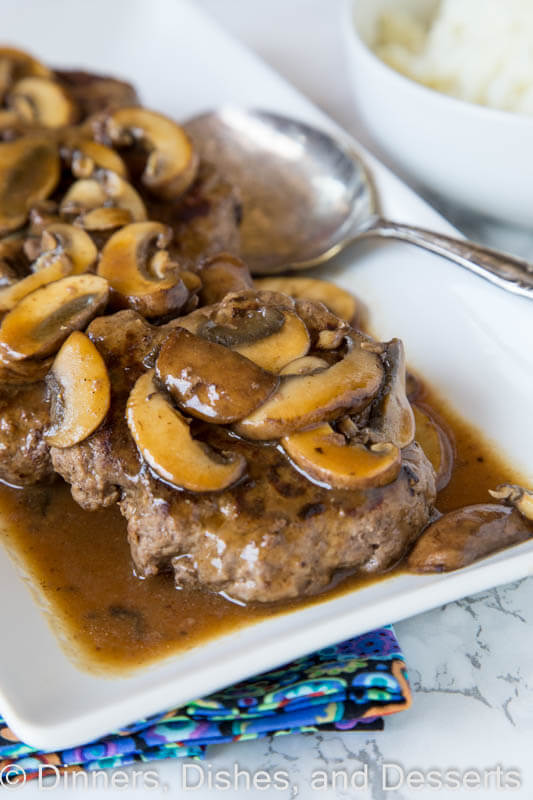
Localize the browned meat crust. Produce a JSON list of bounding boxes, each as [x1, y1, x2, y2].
[[122, 437, 434, 602], [53, 69, 140, 118], [145, 161, 242, 270], [0, 382, 51, 487]]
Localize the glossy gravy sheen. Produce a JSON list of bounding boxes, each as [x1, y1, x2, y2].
[[0, 383, 523, 672]]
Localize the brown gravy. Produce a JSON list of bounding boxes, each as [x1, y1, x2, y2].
[[0, 382, 524, 673]]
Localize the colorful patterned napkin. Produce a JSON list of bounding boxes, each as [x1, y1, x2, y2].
[[0, 626, 410, 784]]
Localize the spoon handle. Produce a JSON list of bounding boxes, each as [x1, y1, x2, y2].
[[364, 218, 533, 299]]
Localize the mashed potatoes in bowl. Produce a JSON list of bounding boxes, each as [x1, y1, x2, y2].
[[375, 0, 533, 114], [343, 0, 533, 226]]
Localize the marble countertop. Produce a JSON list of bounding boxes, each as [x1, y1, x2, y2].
[[19, 1, 533, 797]]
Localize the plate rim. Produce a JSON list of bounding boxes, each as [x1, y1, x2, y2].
[[0, 0, 532, 751]]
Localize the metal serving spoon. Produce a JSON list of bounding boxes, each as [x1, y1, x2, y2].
[[186, 108, 533, 299]]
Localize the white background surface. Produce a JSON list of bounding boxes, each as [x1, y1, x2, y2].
[[12, 1, 533, 797]]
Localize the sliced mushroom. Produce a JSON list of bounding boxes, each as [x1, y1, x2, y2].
[[97, 222, 189, 318], [103, 107, 199, 198], [127, 369, 246, 492], [365, 339, 415, 449], [60, 171, 146, 226], [489, 484, 533, 521], [34, 223, 98, 275], [187, 293, 335, 373], [0, 274, 109, 361], [1, 221, 100, 311], [279, 355, 329, 376], [0, 47, 51, 101], [155, 328, 278, 423], [406, 504, 533, 573], [0, 257, 70, 312], [412, 404, 454, 492], [97, 170, 147, 221], [61, 136, 127, 179], [199, 306, 285, 345], [80, 206, 133, 231], [283, 423, 400, 489], [0, 136, 60, 234], [60, 177, 106, 216], [199, 252, 253, 305], [46, 331, 110, 448], [234, 335, 384, 440], [204, 310, 310, 373], [8, 77, 76, 128], [237, 312, 310, 372], [255, 277, 358, 323]]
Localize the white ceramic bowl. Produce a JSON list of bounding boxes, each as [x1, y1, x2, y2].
[[342, 0, 533, 227]]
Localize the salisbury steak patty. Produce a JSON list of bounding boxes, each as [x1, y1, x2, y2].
[[122, 436, 434, 602], [51, 293, 436, 602]]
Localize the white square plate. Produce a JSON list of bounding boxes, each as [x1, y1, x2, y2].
[[1, 0, 532, 751]]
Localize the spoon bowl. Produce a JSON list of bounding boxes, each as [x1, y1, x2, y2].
[[187, 108, 533, 298], [186, 109, 375, 274]]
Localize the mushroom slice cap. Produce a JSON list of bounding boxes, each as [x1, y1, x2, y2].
[[279, 355, 329, 376], [199, 305, 285, 346], [0, 47, 51, 100], [126, 369, 246, 492], [255, 277, 358, 323], [0, 257, 70, 312], [105, 107, 199, 198], [60, 177, 106, 215], [35, 223, 98, 275], [7, 223, 96, 307], [97, 221, 188, 318], [76, 206, 132, 231], [413, 404, 454, 492], [9, 76, 76, 128], [98, 170, 147, 222], [233, 312, 310, 373], [406, 504, 533, 573], [234, 336, 384, 440], [0, 47, 51, 79], [366, 339, 415, 449], [155, 328, 278, 423], [489, 484, 533, 522], [0, 274, 109, 361], [46, 331, 110, 448], [282, 423, 401, 489], [0, 136, 60, 234], [60, 173, 146, 224], [61, 136, 127, 178]]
